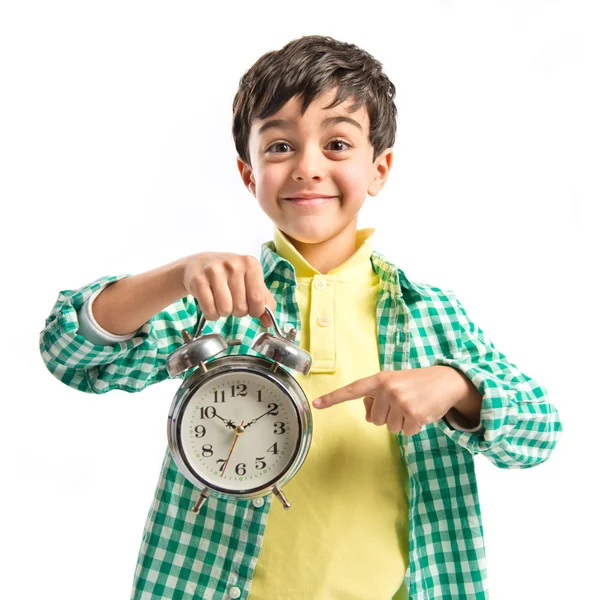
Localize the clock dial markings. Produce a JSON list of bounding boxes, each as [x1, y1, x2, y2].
[[180, 372, 298, 491]]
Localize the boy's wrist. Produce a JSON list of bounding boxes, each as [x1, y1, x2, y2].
[[92, 257, 190, 336], [448, 368, 483, 427], [168, 256, 189, 300]]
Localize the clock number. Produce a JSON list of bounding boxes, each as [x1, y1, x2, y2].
[[200, 406, 216, 419], [257, 389, 263, 403], [230, 384, 248, 397], [202, 444, 213, 457], [235, 463, 246, 476], [273, 422, 285, 435], [267, 442, 280, 455], [267, 402, 279, 416], [213, 390, 225, 403], [216, 459, 226, 473], [255, 457, 267, 470], [194, 425, 206, 438]]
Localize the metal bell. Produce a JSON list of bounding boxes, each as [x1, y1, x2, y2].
[[250, 306, 312, 375], [166, 315, 242, 377]]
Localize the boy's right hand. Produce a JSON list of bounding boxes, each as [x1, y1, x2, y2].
[[181, 253, 277, 328]]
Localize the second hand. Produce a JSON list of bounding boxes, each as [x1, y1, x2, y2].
[[221, 420, 245, 478]]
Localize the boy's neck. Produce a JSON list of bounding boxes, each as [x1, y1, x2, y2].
[[282, 223, 359, 274]]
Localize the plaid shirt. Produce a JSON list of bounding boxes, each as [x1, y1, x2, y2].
[[39, 241, 562, 600]]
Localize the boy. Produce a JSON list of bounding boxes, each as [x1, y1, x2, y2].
[[39, 35, 562, 599]]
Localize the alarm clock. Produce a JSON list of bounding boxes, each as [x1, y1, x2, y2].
[[166, 306, 313, 514]]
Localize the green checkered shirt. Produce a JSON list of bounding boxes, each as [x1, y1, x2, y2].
[[39, 241, 562, 599]]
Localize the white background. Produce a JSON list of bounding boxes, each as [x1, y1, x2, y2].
[[1, 1, 598, 598]]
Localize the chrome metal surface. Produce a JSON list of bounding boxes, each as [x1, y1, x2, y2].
[[273, 485, 291, 509], [167, 333, 228, 377], [252, 306, 311, 375], [167, 354, 313, 502], [191, 488, 211, 513], [251, 332, 312, 375]]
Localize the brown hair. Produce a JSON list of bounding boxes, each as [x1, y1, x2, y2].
[[232, 35, 397, 167]]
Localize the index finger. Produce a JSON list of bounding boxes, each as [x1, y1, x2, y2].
[[313, 374, 382, 408]]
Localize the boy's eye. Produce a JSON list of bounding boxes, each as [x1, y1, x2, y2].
[[266, 139, 351, 154], [267, 142, 292, 154], [328, 139, 351, 152]]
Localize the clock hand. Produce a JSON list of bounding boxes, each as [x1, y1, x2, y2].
[[213, 410, 237, 430], [221, 420, 245, 477], [242, 406, 278, 431]]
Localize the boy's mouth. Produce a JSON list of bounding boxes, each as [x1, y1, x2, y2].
[[283, 196, 337, 206]]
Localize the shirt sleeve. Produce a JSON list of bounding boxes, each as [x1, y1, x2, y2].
[[433, 290, 563, 469], [443, 406, 484, 433], [76, 288, 138, 346], [39, 274, 201, 394]]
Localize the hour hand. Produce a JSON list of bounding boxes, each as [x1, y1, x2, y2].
[[213, 411, 236, 430]]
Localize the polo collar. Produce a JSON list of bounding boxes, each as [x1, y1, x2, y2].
[[260, 230, 421, 299]]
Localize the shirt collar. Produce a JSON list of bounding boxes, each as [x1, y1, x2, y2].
[[272, 226, 377, 279], [260, 228, 422, 299]]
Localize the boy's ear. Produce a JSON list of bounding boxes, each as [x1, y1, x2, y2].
[[237, 157, 257, 198], [367, 148, 393, 197]]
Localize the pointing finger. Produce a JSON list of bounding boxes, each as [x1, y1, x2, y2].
[[313, 374, 382, 408]]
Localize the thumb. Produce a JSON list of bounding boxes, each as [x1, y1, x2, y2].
[[259, 310, 273, 328], [363, 396, 375, 422], [260, 293, 277, 328]]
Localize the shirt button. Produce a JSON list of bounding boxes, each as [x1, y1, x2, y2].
[[316, 315, 331, 327], [229, 587, 241, 599], [314, 279, 327, 290], [252, 497, 264, 508]]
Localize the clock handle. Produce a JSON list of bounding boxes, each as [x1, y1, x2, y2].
[[192, 314, 207, 339], [191, 307, 285, 339], [263, 306, 297, 341]]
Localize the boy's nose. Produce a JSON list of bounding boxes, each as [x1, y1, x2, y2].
[[292, 147, 327, 181]]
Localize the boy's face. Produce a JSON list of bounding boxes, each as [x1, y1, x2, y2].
[[237, 87, 392, 248]]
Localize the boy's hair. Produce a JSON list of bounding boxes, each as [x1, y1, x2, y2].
[[232, 35, 397, 166]]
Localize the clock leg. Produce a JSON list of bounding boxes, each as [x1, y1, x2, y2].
[[273, 485, 291, 509], [191, 488, 211, 513]]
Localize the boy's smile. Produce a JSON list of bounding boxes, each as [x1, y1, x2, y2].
[[237, 87, 393, 273]]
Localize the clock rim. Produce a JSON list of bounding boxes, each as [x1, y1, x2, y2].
[[167, 354, 312, 500]]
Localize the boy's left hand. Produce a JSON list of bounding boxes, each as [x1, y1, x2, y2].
[[312, 366, 482, 436]]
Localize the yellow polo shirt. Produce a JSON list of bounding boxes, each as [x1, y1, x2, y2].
[[248, 227, 410, 600]]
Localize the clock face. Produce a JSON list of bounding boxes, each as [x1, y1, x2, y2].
[[178, 370, 301, 493]]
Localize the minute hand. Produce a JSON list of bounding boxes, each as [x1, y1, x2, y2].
[[242, 406, 278, 431]]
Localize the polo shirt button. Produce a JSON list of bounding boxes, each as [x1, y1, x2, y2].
[[229, 586, 241, 599], [316, 316, 331, 327], [252, 497, 264, 508], [314, 279, 327, 290]]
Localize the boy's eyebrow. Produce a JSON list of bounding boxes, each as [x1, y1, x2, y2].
[[257, 115, 363, 136]]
